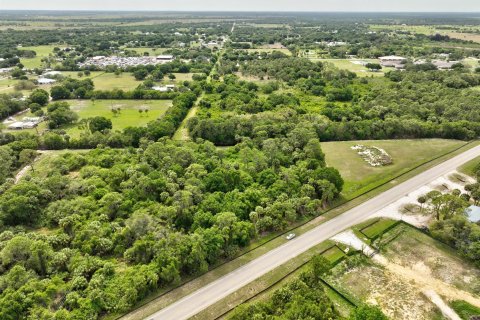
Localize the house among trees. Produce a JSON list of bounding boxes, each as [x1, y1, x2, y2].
[[153, 84, 175, 92], [37, 78, 56, 85], [7, 116, 44, 130]]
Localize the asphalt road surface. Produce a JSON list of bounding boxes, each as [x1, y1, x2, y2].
[[146, 144, 480, 320]]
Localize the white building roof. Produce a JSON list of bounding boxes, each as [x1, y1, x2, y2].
[[38, 78, 56, 84]]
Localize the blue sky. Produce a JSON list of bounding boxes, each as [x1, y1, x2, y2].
[[0, 0, 479, 12]]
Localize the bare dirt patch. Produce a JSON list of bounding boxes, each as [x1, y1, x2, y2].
[[329, 259, 440, 319], [447, 32, 480, 43], [383, 228, 480, 295]]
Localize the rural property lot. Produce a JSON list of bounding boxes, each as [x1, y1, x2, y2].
[[310, 58, 394, 77], [67, 99, 172, 135], [321, 139, 467, 199], [329, 224, 480, 320]]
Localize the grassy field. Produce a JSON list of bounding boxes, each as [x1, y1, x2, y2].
[[311, 58, 394, 77], [447, 32, 480, 44], [458, 156, 480, 177], [91, 73, 141, 91], [66, 99, 172, 136], [356, 219, 399, 241], [123, 47, 169, 56], [369, 24, 480, 44], [322, 139, 467, 199], [0, 78, 20, 93], [244, 48, 292, 56], [369, 24, 438, 35], [19, 45, 67, 69], [61, 71, 104, 79], [36, 70, 188, 91]]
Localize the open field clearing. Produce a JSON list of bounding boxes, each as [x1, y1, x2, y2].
[[90, 72, 141, 91], [446, 32, 480, 43], [171, 72, 194, 82], [19, 45, 67, 69], [244, 48, 292, 55], [66, 99, 172, 135], [61, 71, 105, 79], [462, 58, 480, 70], [0, 78, 20, 93], [123, 47, 169, 56], [369, 24, 438, 35], [328, 224, 480, 320], [322, 139, 467, 199], [4, 99, 173, 136], [316, 58, 395, 77], [382, 226, 480, 296], [329, 257, 445, 319]]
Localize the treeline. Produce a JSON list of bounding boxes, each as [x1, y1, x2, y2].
[[428, 164, 480, 267], [190, 112, 480, 146], [48, 77, 184, 101], [0, 135, 343, 319], [187, 68, 480, 146], [0, 91, 198, 161], [0, 93, 29, 120]]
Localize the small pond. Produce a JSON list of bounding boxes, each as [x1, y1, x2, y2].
[[466, 205, 480, 223]]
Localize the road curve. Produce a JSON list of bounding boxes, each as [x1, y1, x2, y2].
[[146, 144, 480, 320]]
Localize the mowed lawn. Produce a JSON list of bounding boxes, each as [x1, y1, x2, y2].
[[63, 71, 191, 89], [92, 73, 141, 91], [66, 99, 172, 136], [321, 139, 467, 199]]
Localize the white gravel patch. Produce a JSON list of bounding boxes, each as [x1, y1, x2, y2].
[[331, 230, 375, 256], [370, 171, 473, 228]]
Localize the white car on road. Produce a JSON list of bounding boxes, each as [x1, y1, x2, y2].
[[286, 233, 296, 240]]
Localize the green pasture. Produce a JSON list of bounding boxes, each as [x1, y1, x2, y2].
[[66, 99, 172, 136], [321, 139, 467, 199]]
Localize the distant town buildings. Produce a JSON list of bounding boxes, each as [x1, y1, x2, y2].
[[378, 55, 407, 69], [78, 55, 175, 69], [152, 84, 175, 92], [6, 116, 44, 130]]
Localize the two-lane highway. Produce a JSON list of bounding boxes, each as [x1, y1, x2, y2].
[[146, 144, 480, 320]]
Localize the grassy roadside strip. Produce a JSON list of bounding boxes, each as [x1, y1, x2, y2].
[[115, 139, 479, 320], [212, 219, 448, 320], [458, 155, 480, 176], [193, 241, 355, 320]]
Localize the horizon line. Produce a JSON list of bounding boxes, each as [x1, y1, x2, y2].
[[1, 9, 480, 13]]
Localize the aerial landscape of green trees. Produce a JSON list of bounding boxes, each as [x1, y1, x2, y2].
[[0, 10, 480, 320]]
